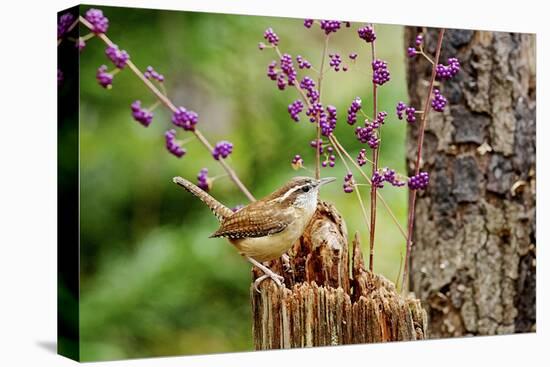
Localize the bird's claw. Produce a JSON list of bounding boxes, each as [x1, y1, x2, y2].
[[254, 273, 285, 293]]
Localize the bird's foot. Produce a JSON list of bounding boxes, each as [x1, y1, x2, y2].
[[247, 257, 285, 293], [253, 272, 285, 293], [281, 253, 293, 273]]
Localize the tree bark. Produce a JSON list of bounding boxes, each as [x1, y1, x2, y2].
[[405, 28, 536, 337], [251, 201, 428, 349]]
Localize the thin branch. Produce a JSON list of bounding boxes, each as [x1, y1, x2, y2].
[[330, 135, 408, 240], [315, 35, 330, 180], [79, 16, 256, 202], [402, 28, 446, 292], [369, 27, 379, 272], [331, 138, 371, 233]]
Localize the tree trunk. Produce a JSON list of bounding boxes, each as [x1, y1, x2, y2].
[[250, 201, 428, 349], [405, 28, 536, 337]]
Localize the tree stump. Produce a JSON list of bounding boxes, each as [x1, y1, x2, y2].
[[250, 201, 428, 349]]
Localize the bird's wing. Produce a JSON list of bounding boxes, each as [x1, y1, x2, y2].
[[210, 202, 294, 239]]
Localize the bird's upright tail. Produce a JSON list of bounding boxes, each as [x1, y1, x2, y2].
[[173, 176, 234, 222]]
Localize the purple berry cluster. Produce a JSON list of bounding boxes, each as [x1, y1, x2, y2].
[[415, 34, 423, 47], [396, 101, 416, 124], [85, 8, 109, 34], [165, 129, 186, 158], [320, 105, 337, 136], [381, 168, 405, 187], [144, 66, 165, 82], [263, 28, 279, 46], [212, 141, 233, 160], [105, 44, 130, 69], [322, 146, 336, 168], [343, 173, 354, 193], [356, 148, 367, 166], [372, 168, 405, 188], [357, 25, 376, 43], [131, 100, 153, 127], [288, 100, 304, 122], [319, 20, 342, 34], [347, 97, 362, 125], [296, 55, 311, 69], [431, 89, 447, 112], [58, 12, 75, 39], [266, 54, 297, 91], [172, 107, 198, 131], [372, 59, 390, 85], [372, 171, 384, 188], [310, 139, 324, 154], [300, 77, 323, 123], [291, 154, 304, 169], [408, 171, 430, 190], [197, 168, 210, 191], [436, 57, 460, 80], [304, 19, 314, 28], [329, 53, 346, 72], [355, 124, 379, 149], [96, 65, 113, 88], [407, 34, 423, 58]]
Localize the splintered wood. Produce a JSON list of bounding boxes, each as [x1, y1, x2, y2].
[[251, 201, 428, 349]]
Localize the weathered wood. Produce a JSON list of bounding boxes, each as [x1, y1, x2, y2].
[[251, 202, 427, 349], [405, 28, 536, 337]]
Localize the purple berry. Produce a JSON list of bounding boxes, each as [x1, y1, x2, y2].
[[329, 53, 343, 72], [296, 55, 312, 69], [172, 107, 199, 131], [372, 171, 384, 188], [320, 105, 337, 136], [131, 100, 153, 127], [319, 20, 342, 34], [165, 129, 186, 158], [396, 101, 406, 120], [263, 28, 279, 46], [212, 141, 233, 160], [76, 38, 86, 52], [372, 59, 390, 85], [436, 57, 460, 80], [357, 25, 376, 43], [357, 148, 367, 166], [58, 12, 75, 39], [105, 44, 129, 69], [407, 47, 417, 58], [288, 100, 304, 122], [408, 171, 430, 190], [197, 168, 210, 191], [431, 89, 447, 112], [85, 8, 109, 34], [343, 172, 354, 193], [347, 97, 362, 125], [415, 34, 423, 47], [349, 53, 358, 60], [304, 19, 314, 28], [144, 66, 165, 82], [96, 65, 113, 88]]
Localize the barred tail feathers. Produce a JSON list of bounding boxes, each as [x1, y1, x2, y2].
[[172, 176, 233, 221]]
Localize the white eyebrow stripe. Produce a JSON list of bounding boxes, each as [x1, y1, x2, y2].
[[273, 184, 306, 203]]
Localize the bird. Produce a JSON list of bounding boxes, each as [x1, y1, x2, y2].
[[172, 175, 335, 291]]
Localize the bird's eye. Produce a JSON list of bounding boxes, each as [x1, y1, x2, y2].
[[302, 186, 310, 193]]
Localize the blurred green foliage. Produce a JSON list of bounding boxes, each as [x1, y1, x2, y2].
[[73, 5, 408, 361]]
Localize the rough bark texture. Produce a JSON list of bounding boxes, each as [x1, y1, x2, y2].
[[405, 28, 536, 337], [251, 202, 427, 349]]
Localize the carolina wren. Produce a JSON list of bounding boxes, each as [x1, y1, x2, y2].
[[173, 176, 335, 290]]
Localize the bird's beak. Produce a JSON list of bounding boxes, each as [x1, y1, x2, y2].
[[317, 177, 336, 187]]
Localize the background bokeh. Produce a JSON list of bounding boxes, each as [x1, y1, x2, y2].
[[71, 6, 408, 361]]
